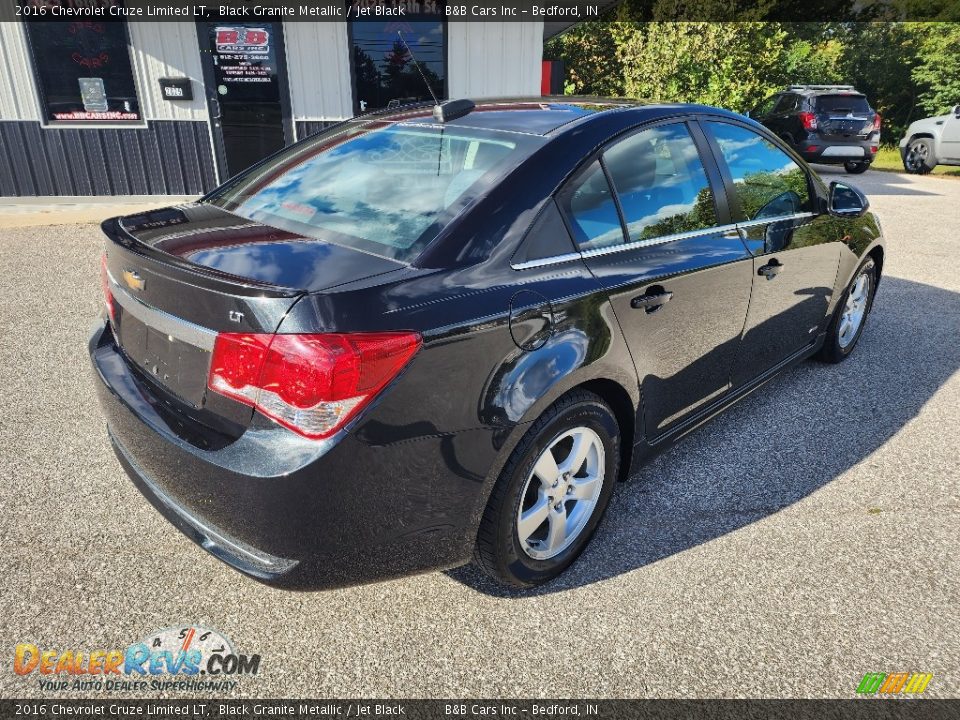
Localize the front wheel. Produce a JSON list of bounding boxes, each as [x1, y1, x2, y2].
[[844, 160, 870, 174], [474, 391, 620, 588], [903, 138, 936, 174], [818, 258, 877, 363]]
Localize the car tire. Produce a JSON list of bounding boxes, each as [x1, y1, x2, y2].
[[903, 138, 936, 174], [474, 390, 620, 588], [844, 160, 870, 174], [817, 257, 877, 363]]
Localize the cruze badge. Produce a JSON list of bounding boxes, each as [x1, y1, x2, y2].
[[122, 270, 145, 292]]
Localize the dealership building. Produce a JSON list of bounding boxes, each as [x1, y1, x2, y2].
[[0, 4, 584, 197]]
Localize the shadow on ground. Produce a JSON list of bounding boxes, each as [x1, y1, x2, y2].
[[448, 276, 960, 596]]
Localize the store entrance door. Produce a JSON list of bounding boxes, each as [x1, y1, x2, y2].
[[197, 22, 294, 181]]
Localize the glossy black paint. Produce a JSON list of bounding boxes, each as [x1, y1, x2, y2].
[[91, 98, 885, 589]]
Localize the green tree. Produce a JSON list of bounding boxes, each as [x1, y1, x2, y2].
[[911, 23, 960, 116], [617, 23, 787, 111]]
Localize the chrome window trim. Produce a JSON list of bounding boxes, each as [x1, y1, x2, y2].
[[580, 222, 740, 259], [511, 252, 584, 271], [736, 212, 817, 230], [510, 223, 743, 270], [107, 271, 217, 351]]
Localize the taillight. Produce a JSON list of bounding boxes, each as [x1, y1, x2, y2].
[[872, 113, 881, 132], [799, 112, 818, 131], [100, 254, 116, 321], [208, 331, 422, 439]]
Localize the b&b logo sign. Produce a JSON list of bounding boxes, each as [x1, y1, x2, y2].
[[215, 27, 269, 53]]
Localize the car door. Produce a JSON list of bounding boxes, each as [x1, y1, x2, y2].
[[701, 120, 843, 386], [558, 120, 754, 439], [940, 106, 960, 161]]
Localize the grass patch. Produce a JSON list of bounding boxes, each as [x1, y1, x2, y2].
[[871, 145, 960, 177]]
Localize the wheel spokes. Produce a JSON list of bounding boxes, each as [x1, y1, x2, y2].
[[518, 495, 551, 542], [544, 505, 568, 553], [532, 448, 560, 488], [559, 431, 591, 476], [568, 474, 600, 501]]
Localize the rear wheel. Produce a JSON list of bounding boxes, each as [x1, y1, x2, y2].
[[844, 160, 870, 174], [903, 138, 935, 174], [474, 391, 620, 588], [818, 257, 877, 363]]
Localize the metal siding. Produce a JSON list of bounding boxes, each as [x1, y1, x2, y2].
[[127, 21, 208, 122], [0, 22, 40, 121], [294, 120, 340, 140], [0, 121, 217, 197], [283, 23, 353, 122], [448, 21, 543, 98]]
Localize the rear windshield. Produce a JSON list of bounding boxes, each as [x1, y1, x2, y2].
[[205, 119, 543, 262], [816, 95, 871, 114]]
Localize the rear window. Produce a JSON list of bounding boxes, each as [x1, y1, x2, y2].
[[816, 95, 871, 114], [205, 120, 542, 262]]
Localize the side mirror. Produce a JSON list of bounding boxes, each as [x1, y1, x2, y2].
[[953, 104, 960, 118], [828, 181, 869, 218]]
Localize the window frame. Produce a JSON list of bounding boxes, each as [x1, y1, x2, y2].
[[22, 19, 146, 130], [697, 117, 824, 225], [553, 116, 732, 258]]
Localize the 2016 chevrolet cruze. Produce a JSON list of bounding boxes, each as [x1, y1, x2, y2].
[[91, 98, 884, 589]]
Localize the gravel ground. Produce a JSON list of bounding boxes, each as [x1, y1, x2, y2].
[[0, 167, 957, 699]]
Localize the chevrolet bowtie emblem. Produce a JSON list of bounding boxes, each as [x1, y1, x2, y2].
[[123, 270, 145, 292]]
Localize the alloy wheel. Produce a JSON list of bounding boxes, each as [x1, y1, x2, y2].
[[516, 427, 605, 560], [838, 269, 871, 348], [906, 142, 928, 172]]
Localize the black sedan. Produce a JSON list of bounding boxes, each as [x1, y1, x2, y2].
[[91, 98, 884, 589]]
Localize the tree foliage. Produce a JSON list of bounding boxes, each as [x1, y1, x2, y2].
[[548, 21, 960, 141]]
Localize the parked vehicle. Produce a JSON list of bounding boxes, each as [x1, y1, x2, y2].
[[748, 85, 881, 174], [91, 98, 885, 590], [900, 104, 960, 173]]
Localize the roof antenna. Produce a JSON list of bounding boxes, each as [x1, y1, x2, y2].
[[397, 31, 439, 107]]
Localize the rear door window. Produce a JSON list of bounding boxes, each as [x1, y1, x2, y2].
[[602, 122, 719, 244], [557, 161, 625, 250], [705, 122, 812, 221]]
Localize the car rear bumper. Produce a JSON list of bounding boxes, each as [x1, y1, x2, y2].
[[90, 321, 492, 589], [793, 138, 878, 164]]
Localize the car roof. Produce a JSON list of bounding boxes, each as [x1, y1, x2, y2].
[[359, 97, 744, 137], [784, 85, 865, 97]]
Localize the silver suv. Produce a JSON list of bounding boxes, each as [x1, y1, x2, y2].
[[900, 105, 960, 173]]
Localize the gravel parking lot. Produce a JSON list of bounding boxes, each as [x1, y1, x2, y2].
[[1, 168, 957, 699]]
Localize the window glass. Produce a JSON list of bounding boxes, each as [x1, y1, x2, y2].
[[24, 21, 141, 124], [707, 122, 811, 220], [557, 161, 624, 250], [350, 12, 446, 113], [602, 123, 718, 243], [207, 122, 541, 262], [815, 95, 872, 114], [754, 95, 778, 116], [773, 94, 797, 112]]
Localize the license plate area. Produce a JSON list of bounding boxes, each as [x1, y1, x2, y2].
[[116, 310, 211, 407]]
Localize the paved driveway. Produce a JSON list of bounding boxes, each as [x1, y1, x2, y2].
[[1, 169, 957, 698]]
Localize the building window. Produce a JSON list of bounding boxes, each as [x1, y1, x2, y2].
[[24, 20, 142, 124], [350, 4, 447, 113]]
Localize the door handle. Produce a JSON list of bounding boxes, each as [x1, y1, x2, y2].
[[631, 290, 673, 313], [210, 98, 222, 121], [758, 259, 783, 279]]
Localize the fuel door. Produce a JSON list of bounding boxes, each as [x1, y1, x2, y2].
[[509, 290, 554, 351]]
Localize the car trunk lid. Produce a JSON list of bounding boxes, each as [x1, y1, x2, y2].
[[101, 203, 404, 424]]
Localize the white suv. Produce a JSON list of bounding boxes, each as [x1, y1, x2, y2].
[[900, 105, 960, 173]]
